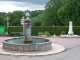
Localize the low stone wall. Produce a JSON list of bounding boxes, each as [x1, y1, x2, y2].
[[3, 39, 52, 52]]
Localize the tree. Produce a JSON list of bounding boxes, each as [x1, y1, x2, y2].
[[8, 10, 24, 26], [30, 10, 43, 26], [0, 12, 6, 26], [30, 10, 43, 18], [0, 16, 5, 26], [45, 0, 65, 26], [58, 0, 80, 26], [37, 0, 65, 26]]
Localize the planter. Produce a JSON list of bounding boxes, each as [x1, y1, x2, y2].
[[39, 35, 48, 37], [60, 34, 66, 38]]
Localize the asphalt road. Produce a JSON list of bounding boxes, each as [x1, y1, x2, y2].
[[0, 37, 80, 60]]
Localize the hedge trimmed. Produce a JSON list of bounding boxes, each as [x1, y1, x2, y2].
[[8, 26, 80, 35], [32, 26, 55, 35], [73, 26, 80, 35], [8, 26, 23, 34]]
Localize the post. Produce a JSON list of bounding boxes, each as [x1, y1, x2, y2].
[[23, 18, 32, 43], [5, 16, 10, 34]]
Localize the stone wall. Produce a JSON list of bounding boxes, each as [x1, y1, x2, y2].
[[3, 40, 52, 52]]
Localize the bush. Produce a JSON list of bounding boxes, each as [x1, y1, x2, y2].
[[38, 32, 43, 36], [38, 31, 50, 36], [61, 31, 65, 35], [44, 31, 50, 36]]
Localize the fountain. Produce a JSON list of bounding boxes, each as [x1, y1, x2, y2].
[[2, 11, 52, 52], [1, 11, 65, 56], [66, 21, 80, 37]]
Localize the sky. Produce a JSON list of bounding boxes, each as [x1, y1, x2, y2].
[[0, 0, 49, 13]]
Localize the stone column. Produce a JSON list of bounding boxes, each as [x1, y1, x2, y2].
[[23, 18, 32, 43], [68, 21, 73, 35]]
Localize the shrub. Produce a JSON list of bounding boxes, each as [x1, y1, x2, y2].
[[38, 31, 50, 36], [44, 31, 50, 36], [38, 32, 43, 36], [61, 31, 65, 35]]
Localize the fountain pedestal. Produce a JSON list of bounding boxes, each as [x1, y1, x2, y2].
[[23, 18, 32, 43], [22, 11, 32, 43]]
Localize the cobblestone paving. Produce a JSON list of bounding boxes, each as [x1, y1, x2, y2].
[[0, 37, 80, 60]]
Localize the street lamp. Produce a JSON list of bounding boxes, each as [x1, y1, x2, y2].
[[5, 16, 10, 33]]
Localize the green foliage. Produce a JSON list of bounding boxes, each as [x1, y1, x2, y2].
[[58, 0, 80, 26], [0, 10, 43, 27], [61, 31, 65, 35], [38, 32, 43, 36], [31, 0, 65, 26], [73, 26, 80, 35], [32, 26, 55, 35], [8, 10, 24, 26], [44, 31, 50, 36], [40, 0, 65, 26], [8, 26, 23, 34], [55, 26, 68, 35], [0, 16, 5, 26], [30, 10, 43, 18], [0, 0, 80, 27], [0, 12, 6, 26], [31, 0, 80, 26], [38, 31, 50, 36], [8, 26, 80, 36]]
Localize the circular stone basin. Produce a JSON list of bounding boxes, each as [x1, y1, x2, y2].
[[3, 37, 52, 52]]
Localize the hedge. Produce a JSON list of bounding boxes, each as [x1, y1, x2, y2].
[[8, 26, 80, 35]]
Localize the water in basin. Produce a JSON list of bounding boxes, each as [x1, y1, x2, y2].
[[5, 38, 49, 44]]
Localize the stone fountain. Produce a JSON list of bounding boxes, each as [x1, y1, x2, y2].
[[1, 11, 65, 56], [2, 11, 52, 52]]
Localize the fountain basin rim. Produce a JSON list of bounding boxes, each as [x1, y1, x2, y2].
[[3, 37, 52, 52], [3, 37, 52, 45]]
